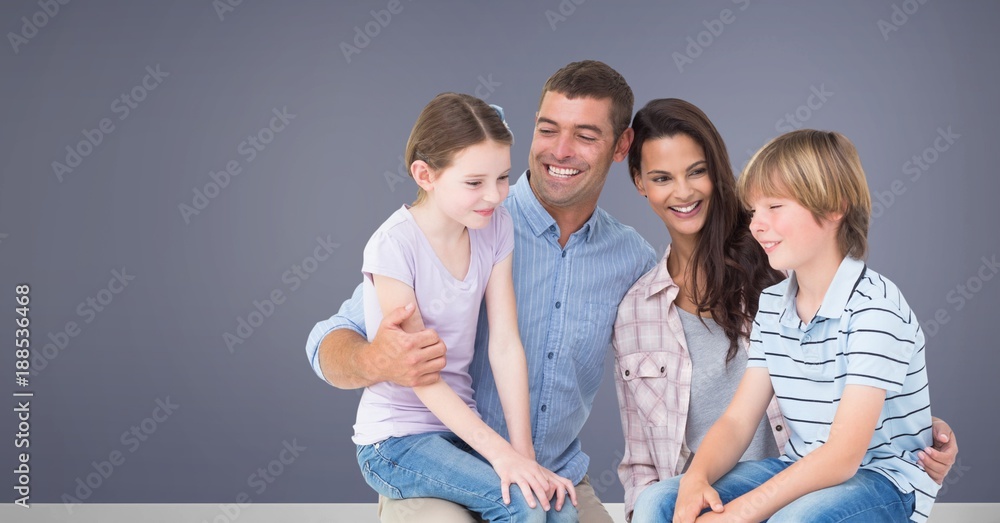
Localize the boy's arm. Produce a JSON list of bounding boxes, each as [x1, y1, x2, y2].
[[307, 282, 447, 389], [674, 367, 775, 523], [371, 274, 553, 510], [707, 384, 886, 523]]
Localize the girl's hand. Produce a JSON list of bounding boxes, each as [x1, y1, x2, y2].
[[674, 477, 724, 523], [491, 450, 553, 510], [542, 468, 577, 512]]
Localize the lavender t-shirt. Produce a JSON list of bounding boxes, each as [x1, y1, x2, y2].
[[353, 205, 515, 445]]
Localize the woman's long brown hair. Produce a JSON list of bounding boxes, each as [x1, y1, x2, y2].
[[628, 98, 784, 362]]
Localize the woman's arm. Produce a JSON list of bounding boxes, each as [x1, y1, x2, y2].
[[701, 384, 887, 523], [371, 274, 554, 509], [612, 338, 662, 521]]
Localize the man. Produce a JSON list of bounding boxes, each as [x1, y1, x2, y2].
[[307, 60, 656, 523]]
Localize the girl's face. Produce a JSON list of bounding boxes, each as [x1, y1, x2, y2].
[[633, 134, 714, 243], [421, 140, 511, 229], [746, 192, 841, 273]]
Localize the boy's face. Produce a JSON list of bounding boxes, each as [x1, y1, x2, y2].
[[747, 194, 841, 273]]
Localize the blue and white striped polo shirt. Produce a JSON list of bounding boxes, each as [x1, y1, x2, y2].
[[748, 256, 939, 522]]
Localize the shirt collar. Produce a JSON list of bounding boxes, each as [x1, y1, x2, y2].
[[644, 244, 679, 301], [779, 256, 867, 327], [511, 170, 597, 242]]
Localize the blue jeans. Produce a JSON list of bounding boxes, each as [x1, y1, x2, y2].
[[357, 431, 577, 523], [632, 458, 915, 523]]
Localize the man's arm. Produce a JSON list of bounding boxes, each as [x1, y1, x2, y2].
[[305, 282, 447, 389], [922, 417, 959, 484]]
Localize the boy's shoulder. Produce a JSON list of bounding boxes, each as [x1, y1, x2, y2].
[[844, 265, 912, 317]]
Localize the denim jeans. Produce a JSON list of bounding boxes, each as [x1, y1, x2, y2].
[[631, 458, 915, 523], [357, 431, 578, 523]]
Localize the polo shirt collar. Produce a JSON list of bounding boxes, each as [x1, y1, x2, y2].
[[778, 256, 866, 327], [511, 170, 596, 242]]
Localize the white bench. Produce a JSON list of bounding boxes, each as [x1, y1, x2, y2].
[[4, 503, 997, 522]]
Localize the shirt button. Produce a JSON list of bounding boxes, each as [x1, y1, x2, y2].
[[776, 424, 783, 432], [547, 352, 554, 359], [660, 367, 665, 374], [549, 225, 555, 231], [624, 370, 630, 376], [541, 405, 547, 412], [555, 301, 561, 309], [561, 251, 567, 258], [802, 335, 811, 343]]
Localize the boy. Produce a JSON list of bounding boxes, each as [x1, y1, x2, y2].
[[634, 130, 939, 523]]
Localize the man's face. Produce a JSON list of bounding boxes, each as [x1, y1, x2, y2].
[[528, 91, 630, 212]]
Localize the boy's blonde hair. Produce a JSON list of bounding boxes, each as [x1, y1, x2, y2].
[[738, 130, 872, 259]]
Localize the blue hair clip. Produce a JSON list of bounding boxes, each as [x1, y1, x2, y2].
[[489, 103, 506, 124]]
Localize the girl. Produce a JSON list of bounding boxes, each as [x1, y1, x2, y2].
[[354, 93, 576, 523], [612, 99, 957, 522]]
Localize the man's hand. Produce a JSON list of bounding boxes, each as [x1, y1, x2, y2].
[[363, 303, 447, 387], [920, 417, 959, 484]]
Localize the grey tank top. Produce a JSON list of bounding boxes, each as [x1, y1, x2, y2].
[[678, 307, 779, 470]]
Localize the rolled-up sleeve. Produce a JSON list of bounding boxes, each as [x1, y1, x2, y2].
[[306, 282, 367, 382]]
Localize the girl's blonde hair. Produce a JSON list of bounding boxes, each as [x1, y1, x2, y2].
[[405, 93, 513, 205], [738, 129, 872, 259]]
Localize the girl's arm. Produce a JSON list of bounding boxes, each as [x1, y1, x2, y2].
[[483, 254, 532, 457], [673, 367, 775, 523], [483, 254, 577, 510], [696, 384, 887, 523], [371, 274, 554, 510]]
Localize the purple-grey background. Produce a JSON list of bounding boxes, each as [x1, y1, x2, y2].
[[0, 0, 995, 506]]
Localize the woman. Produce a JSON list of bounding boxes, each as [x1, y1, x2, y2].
[[612, 98, 958, 522]]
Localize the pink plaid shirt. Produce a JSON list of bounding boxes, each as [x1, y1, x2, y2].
[[612, 246, 790, 521]]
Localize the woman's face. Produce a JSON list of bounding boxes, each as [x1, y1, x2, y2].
[[633, 134, 714, 243]]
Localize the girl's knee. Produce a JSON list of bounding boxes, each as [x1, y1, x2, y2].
[[503, 486, 547, 523]]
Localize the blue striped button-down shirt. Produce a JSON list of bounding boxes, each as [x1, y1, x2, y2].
[[306, 172, 656, 483]]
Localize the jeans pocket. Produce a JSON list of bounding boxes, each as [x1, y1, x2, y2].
[[358, 444, 403, 499]]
